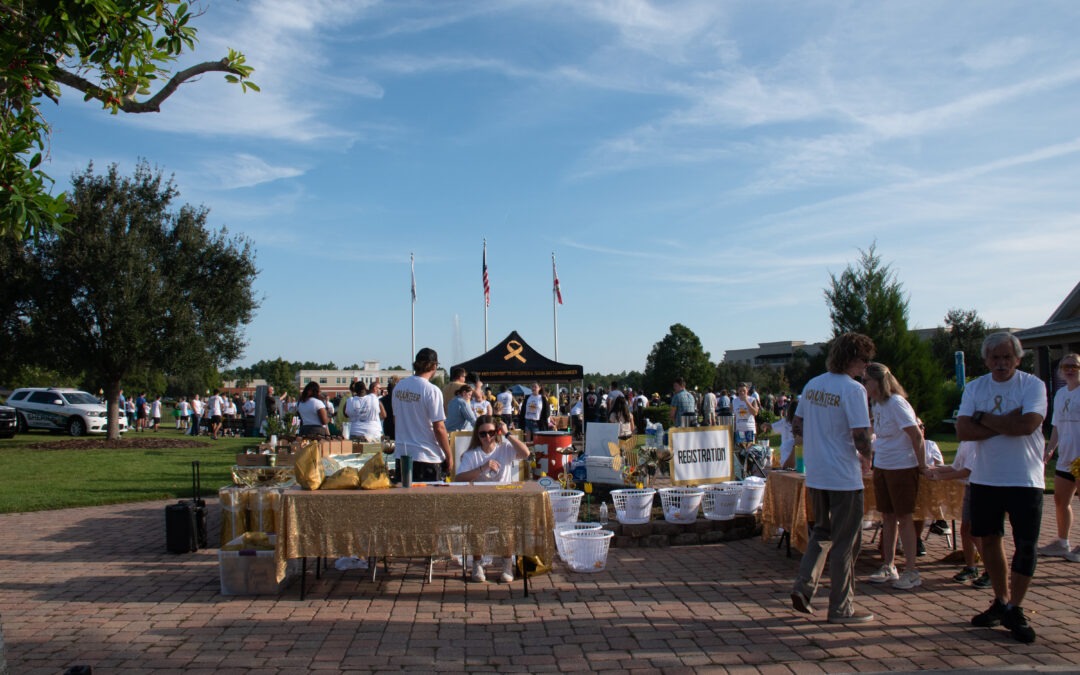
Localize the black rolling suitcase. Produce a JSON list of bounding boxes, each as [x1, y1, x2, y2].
[[165, 461, 208, 553]]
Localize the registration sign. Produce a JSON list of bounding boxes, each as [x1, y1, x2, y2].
[[669, 426, 734, 485]]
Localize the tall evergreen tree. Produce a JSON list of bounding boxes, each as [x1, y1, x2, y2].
[[824, 244, 944, 424]]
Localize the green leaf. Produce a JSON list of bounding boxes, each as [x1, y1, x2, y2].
[[29, 153, 42, 170]]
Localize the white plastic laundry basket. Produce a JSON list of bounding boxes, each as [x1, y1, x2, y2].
[[562, 529, 615, 573], [610, 488, 656, 525], [548, 489, 584, 524], [734, 480, 766, 514], [702, 483, 742, 521], [555, 522, 603, 562], [659, 487, 704, 524]]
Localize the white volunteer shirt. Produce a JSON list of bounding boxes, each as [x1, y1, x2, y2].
[[797, 372, 870, 492]]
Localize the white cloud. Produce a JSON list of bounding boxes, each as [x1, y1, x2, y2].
[[196, 154, 306, 190]]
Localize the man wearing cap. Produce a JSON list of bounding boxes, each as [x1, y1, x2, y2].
[[393, 348, 454, 481]]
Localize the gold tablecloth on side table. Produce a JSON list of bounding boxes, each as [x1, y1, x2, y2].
[[275, 483, 557, 582], [762, 472, 965, 555], [761, 471, 809, 552]]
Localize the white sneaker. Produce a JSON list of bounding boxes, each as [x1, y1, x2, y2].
[[1038, 539, 1071, 557], [498, 558, 515, 583], [471, 563, 486, 583], [893, 569, 922, 590], [1066, 546, 1080, 563], [868, 564, 899, 584]]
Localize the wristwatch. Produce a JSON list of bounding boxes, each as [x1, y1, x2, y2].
[[972, 411, 984, 424]]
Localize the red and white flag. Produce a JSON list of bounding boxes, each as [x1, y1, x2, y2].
[[552, 254, 563, 305], [482, 241, 490, 307]]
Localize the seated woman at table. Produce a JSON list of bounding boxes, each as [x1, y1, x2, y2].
[[863, 362, 925, 592], [455, 415, 531, 582], [296, 382, 330, 437], [446, 384, 478, 433]]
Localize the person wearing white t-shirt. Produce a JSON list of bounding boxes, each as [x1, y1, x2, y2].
[[456, 415, 531, 583], [392, 348, 453, 481], [958, 332, 1047, 644], [345, 381, 385, 442], [790, 332, 876, 625], [189, 394, 204, 436], [732, 383, 760, 444], [1038, 353, 1080, 561], [496, 385, 515, 428], [764, 403, 800, 469], [207, 390, 225, 440], [863, 362, 925, 591], [928, 441, 987, 585], [296, 382, 330, 437], [523, 383, 545, 438]]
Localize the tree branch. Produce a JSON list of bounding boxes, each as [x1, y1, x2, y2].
[[51, 58, 243, 113]]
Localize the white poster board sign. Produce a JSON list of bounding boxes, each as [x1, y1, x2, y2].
[[669, 425, 734, 485], [584, 422, 620, 456]]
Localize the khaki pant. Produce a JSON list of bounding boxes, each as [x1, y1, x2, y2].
[[793, 488, 864, 617]]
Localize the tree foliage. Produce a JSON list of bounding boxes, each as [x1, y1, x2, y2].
[[1, 0, 257, 240], [642, 324, 714, 396], [9, 161, 259, 438], [824, 244, 945, 426]]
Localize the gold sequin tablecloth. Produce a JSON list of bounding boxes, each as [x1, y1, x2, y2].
[[275, 483, 557, 582], [762, 472, 965, 554]]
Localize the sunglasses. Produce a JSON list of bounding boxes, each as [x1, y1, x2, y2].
[[478, 429, 498, 438], [1062, 364, 1080, 372]]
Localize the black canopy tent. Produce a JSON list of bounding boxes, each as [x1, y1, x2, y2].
[[451, 331, 583, 384]]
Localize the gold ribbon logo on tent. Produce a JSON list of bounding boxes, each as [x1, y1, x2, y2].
[[504, 340, 526, 363]]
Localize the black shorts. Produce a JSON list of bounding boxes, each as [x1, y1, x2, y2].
[[1056, 469, 1076, 483], [969, 483, 1042, 576], [211, 415, 223, 424]]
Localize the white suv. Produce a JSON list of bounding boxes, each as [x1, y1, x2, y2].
[[7, 388, 127, 436]]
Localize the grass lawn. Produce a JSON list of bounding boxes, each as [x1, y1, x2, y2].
[[0, 427, 260, 513]]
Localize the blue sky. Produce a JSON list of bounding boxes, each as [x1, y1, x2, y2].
[[44, 1, 1080, 374]]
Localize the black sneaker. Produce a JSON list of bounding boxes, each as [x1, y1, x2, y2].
[[953, 566, 979, 582], [971, 599, 1008, 627], [930, 520, 952, 535], [972, 572, 992, 589], [1002, 605, 1036, 643], [916, 539, 927, 557]]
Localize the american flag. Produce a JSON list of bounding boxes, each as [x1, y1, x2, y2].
[[482, 240, 490, 307], [553, 254, 563, 305]]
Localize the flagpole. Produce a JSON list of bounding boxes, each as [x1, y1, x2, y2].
[[410, 252, 416, 361], [483, 239, 489, 351], [552, 252, 560, 360]]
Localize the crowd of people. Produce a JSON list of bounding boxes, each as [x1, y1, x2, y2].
[[788, 330, 1075, 646]]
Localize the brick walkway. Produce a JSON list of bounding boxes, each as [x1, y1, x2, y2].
[[1, 496, 1078, 674]]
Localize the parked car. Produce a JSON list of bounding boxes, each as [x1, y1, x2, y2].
[[0, 404, 16, 438], [6, 387, 127, 436]]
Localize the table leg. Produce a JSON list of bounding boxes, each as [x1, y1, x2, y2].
[[300, 557, 307, 601]]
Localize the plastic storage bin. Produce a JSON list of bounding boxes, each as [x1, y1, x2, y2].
[[659, 487, 705, 524], [702, 483, 742, 521], [562, 529, 615, 573], [548, 489, 585, 524], [610, 488, 656, 525], [218, 534, 296, 595], [555, 522, 603, 561]]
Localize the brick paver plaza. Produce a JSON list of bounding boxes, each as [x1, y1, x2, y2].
[[1, 495, 1078, 673]]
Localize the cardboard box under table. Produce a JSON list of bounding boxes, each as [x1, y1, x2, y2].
[[275, 482, 557, 599]]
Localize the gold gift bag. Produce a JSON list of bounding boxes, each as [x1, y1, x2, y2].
[[321, 467, 361, 489], [358, 453, 391, 490], [293, 438, 325, 490], [245, 487, 278, 534]]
